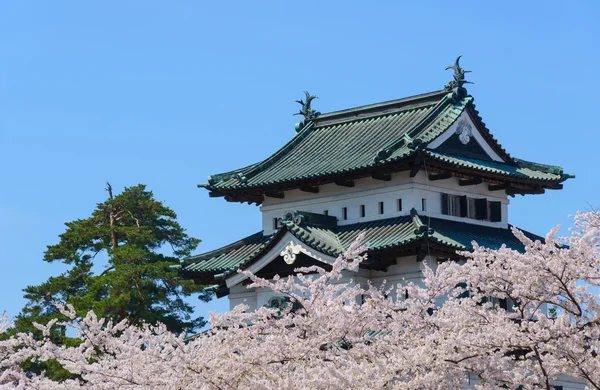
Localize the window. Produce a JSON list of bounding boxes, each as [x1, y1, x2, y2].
[[272, 217, 279, 230], [360, 205, 365, 218], [467, 198, 477, 219], [397, 198, 403, 212], [490, 201, 501, 222], [323, 210, 329, 216], [342, 207, 348, 220], [421, 198, 427, 212], [441, 193, 502, 222], [378, 201, 384, 215]]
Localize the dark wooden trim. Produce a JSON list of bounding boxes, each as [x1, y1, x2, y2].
[[488, 183, 509, 191], [299, 186, 319, 193], [208, 191, 225, 198], [409, 158, 421, 178], [371, 172, 391, 181], [459, 177, 482, 186], [265, 191, 285, 199], [360, 262, 388, 272], [429, 172, 452, 181], [335, 179, 355, 187], [507, 187, 545, 196], [215, 287, 230, 299]]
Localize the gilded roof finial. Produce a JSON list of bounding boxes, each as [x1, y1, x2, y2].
[[444, 55, 473, 103], [294, 91, 320, 123]]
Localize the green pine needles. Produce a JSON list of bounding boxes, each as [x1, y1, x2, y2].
[[11, 183, 209, 351]]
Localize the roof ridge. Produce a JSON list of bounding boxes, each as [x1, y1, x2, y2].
[[314, 90, 446, 126]]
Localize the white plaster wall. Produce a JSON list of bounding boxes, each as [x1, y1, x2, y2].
[[229, 284, 258, 311], [261, 170, 509, 234]]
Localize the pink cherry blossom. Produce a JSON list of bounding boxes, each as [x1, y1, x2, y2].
[[1, 213, 598, 389]]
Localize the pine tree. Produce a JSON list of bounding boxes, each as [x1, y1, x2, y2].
[[7, 183, 210, 379]]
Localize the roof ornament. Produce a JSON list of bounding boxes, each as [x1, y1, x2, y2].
[[455, 119, 473, 145], [294, 91, 320, 131], [279, 211, 304, 227], [281, 241, 302, 264], [444, 56, 473, 103]]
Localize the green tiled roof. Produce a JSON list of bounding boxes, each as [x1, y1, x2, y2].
[[205, 92, 447, 190], [180, 211, 542, 279], [201, 90, 570, 200], [182, 232, 272, 274], [424, 151, 570, 182]]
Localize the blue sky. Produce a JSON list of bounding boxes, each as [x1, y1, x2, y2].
[[1, 1, 599, 324]]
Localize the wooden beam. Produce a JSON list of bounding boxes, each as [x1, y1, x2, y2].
[[335, 179, 354, 187], [409, 160, 421, 178], [488, 183, 509, 191], [371, 172, 391, 181], [459, 177, 482, 186], [508, 188, 545, 196], [226, 194, 263, 204], [299, 186, 319, 193], [429, 172, 452, 181], [265, 191, 284, 199], [208, 191, 225, 198]]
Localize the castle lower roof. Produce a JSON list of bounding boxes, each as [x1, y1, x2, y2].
[[179, 210, 542, 286]]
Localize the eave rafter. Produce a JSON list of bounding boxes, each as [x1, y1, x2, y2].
[[300, 186, 319, 193], [459, 177, 483, 186], [265, 191, 285, 199], [428, 172, 452, 181], [335, 179, 355, 187], [371, 172, 392, 181], [206, 153, 566, 204]]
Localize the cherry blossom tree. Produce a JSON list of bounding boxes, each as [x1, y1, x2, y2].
[[0, 313, 10, 334], [1, 212, 598, 389]]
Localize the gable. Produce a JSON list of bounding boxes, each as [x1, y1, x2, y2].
[[426, 111, 505, 163], [225, 232, 339, 288], [254, 252, 332, 280]]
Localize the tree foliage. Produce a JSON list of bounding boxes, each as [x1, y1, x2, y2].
[[8, 183, 209, 340], [2, 212, 599, 389]]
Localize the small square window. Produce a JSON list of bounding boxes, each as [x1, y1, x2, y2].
[[273, 218, 279, 230], [342, 207, 348, 220], [360, 205, 365, 218], [397, 199, 402, 212], [421, 198, 427, 211], [378, 201, 384, 214]]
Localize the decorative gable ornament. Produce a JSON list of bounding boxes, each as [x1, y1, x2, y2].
[[294, 91, 320, 131], [444, 55, 473, 104], [280, 241, 302, 264], [455, 119, 473, 145], [277, 211, 304, 228]]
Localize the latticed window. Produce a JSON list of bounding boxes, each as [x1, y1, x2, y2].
[[441, 193, 502, 222]]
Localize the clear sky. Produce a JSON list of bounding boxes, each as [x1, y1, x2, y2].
[[1, 1, 599, 325]]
